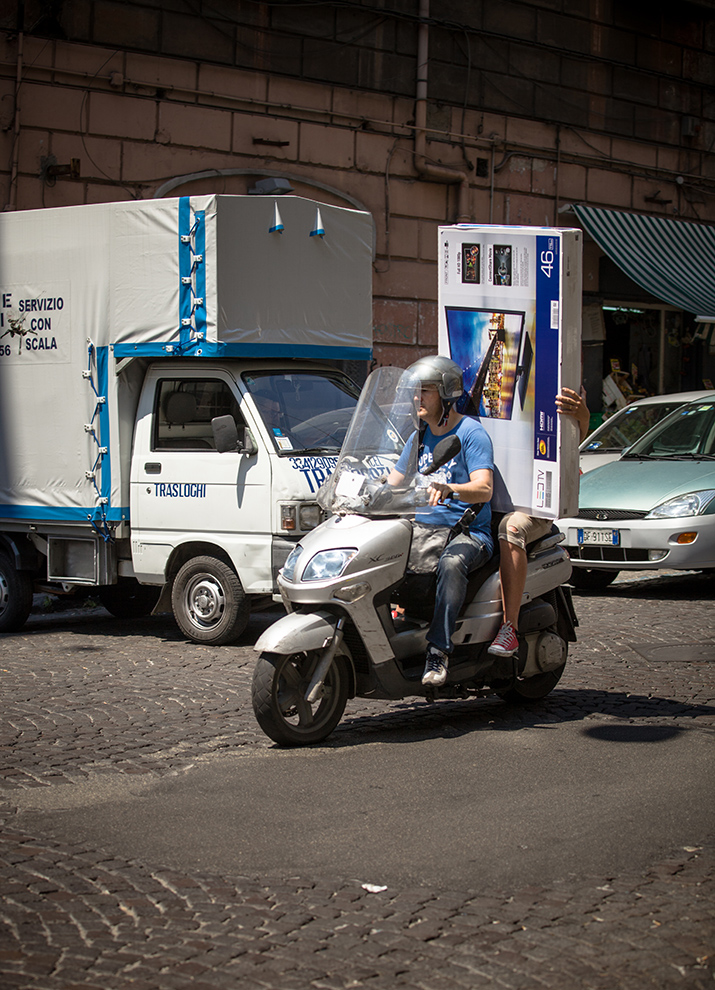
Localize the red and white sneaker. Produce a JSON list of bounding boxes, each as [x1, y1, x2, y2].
[[488, 621, 519, 657]]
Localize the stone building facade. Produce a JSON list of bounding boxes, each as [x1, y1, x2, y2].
[[1, 0, 714, 404]]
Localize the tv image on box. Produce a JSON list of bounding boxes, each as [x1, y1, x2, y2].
[[462, 243, 480, 283], [516, 332, 533, 410], [493, 245, 512, 286], [445, 307, 525, 420]]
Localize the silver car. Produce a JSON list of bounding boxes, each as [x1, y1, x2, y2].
[[579, 389, 715, 474], [560, 396, 715, 589]]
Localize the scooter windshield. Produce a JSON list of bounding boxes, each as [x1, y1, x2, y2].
[[317, 366, 427, 517]]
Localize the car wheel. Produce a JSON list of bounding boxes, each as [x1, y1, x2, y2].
[[569, 567, 619, 591]]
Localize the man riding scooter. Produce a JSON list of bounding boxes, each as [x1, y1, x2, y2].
[[251, 361, 576, 746], [386, 356, 494, 687]]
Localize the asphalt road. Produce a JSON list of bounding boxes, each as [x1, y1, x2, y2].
[[2, 569, 714, 989], [12, 705, 715, 893]]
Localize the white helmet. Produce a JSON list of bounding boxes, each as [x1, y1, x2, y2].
[[407, 355, 464, 402]]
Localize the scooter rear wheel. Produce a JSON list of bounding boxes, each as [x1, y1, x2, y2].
[[497, 660, 566, 704], [252, 650, 350, 746]]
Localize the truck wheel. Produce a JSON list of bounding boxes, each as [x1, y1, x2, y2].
[[171, 555, 249, 645], [252, 650, 349, 746], [0, 550, 33, 633], [98, 579, 161, 619], [570, 567, 619, 591]]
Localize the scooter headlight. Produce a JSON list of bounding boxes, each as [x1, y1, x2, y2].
[[281, 544, 303, 582], [302, 548, 358, 582]]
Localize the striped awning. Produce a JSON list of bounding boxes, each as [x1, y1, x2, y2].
[[573, 205, 715, 321]]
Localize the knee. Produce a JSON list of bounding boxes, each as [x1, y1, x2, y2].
[[498, 512, 529, 551], [437, 548, 470, 581]]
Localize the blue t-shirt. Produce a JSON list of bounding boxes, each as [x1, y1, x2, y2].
[[395, 416, 494, 550]]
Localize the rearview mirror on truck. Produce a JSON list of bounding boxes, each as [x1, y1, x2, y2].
[[212, 415, 258, 455]]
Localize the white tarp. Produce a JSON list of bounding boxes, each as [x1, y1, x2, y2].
[[0, 195, 373, 523], [0, 194, 373, 358]]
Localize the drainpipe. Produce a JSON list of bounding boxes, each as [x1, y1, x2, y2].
[[6, 2, 24, 211], [415, 0, 471, 222]]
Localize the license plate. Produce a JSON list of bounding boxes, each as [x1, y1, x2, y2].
[[578, 528, 620, 546]]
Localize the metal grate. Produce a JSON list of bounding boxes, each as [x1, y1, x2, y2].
[[577, 508, 648, 521], [569, 546, 652, 562]]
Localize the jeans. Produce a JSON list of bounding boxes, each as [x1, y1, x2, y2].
[[427, 532, 492, 655]]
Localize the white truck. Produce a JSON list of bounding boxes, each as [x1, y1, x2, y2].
[[0, 194, 373, 643]]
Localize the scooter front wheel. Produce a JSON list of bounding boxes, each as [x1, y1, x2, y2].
[[252, 650, 350, 746]]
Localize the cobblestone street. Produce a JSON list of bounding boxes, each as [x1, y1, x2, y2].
[[1, 570, 714, 989]]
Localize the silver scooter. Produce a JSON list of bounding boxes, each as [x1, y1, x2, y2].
[[252, 366, 577, 746]]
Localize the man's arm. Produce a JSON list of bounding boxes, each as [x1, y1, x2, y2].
[[426, 468, 493, 506], [386, 430, 416, 487], [386, 467, 405, 486]]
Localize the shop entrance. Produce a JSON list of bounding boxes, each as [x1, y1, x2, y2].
[[602, 303, 689, 398]]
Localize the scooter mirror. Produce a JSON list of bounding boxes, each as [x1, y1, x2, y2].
[[422, 434, 461, 475]]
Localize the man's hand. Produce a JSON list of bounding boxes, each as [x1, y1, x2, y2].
[[427, 481, 453, 505], [427, 468, 492, 506], [556, 386, 589, 442]]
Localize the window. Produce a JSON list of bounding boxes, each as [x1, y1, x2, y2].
[[242, 371, 359, 453], [154, 379, 243, 451], [634, 403, 715, 459]]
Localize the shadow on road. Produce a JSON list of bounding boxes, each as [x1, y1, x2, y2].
[[571, 569, 715, 601], [18, 604, 284, 644], [323, 686, 715, 749]]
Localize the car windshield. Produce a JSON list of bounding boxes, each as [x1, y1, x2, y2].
[[243, 371, 360, 454], [624, 401, 715, 460], [582, 402, 683, 453]]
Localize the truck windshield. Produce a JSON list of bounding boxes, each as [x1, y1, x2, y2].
[[243, 371, 360, 454]]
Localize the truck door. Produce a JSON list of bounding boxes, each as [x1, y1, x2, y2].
[[130, 372, 273, 601]]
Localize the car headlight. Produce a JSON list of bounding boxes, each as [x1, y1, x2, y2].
[[302, 548, 358, 582], [646, 489, 715, 519]]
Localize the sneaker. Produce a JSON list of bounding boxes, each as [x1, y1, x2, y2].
[[422, 646, 449, 687], [488, 621, 519, 657]]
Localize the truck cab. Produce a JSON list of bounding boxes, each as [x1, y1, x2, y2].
[[128, 360, 359, 643]]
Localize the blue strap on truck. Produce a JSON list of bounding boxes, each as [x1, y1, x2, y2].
[[178, 197, 206, 354], [85, 342, 113, 539]]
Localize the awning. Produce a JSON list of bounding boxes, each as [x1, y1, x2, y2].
[[573, 205, 715, 321]]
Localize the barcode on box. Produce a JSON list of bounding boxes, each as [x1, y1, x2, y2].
[[550, 300, 559, 329], [545, 471, 552, 508]]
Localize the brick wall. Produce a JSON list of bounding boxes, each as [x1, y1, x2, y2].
[[1, 1, 714, 367]]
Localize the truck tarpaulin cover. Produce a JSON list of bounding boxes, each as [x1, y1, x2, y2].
[[438, 225, 582, 519], [0, 195, 373, 523]]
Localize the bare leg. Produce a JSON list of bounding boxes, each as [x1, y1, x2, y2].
[[499, 538, 527, 630]]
